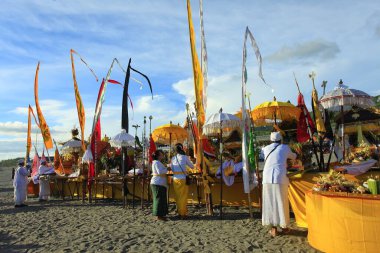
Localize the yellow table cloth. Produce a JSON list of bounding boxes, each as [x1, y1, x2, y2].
[[306, 191, 380, 253]]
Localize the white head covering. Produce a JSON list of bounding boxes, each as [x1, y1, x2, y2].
[[270, 132, 282, 142]]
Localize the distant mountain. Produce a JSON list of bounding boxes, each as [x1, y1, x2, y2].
[[373, 95, 380, 108], [0, 158, 22, 168]]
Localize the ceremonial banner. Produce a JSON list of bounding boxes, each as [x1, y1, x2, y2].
[[34, 62, 53, 150], [91, 58, 124, 135], [199, 0, 208, 111], [148, 135, 157, 164], [54, 147, 64, 175], [187, 0, 205, 127], [241, 26, 266, 193], [70, 49, 98, 151], [26, 106, 32, 161], [297, 92, 316, 143], [311, 87, 326, 134]]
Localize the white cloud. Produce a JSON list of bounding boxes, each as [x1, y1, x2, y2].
[[267, 40, 340, 63]]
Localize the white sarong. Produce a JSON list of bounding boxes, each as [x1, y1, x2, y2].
[[262, 183, 290, 228]]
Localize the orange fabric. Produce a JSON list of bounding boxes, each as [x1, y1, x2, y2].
[[70, 50, 86, 152], [306, 191, 380, 253], [311, 87, 326, 134], [187, 0, 205, 127], [289, 171, 380, 228], [34, 62, 53, 149]]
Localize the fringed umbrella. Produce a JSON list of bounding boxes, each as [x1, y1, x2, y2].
[[152, 121, 188, 158], [203, 111, 241, 137], [320, 80, 374, 111], [110, 129, 135, 148], [61, 137, 83, 154], [320, 80, 375, 160], [251, 97, 301, 126]]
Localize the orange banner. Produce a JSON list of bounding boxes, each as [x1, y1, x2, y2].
[[70, 49, 98, 151], [186, 0, 205, 127], [34, 62, 53, 150]]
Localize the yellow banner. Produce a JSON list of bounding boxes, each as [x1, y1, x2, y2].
[[187, 0, 205, 127], [70, 49, 86, 151], [34, 62, 53, 150], [312, 88, 326, 134]]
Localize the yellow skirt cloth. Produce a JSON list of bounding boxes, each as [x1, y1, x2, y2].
[[173, 179, 189, 216]]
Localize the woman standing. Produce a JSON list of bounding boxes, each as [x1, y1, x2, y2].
[[38, 160, 53, 201], [262, 132, 296, 237], [150, 150, 168, 221], [170, 143, 194, 219]]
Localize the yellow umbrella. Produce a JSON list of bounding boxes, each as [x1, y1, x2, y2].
[[251, 97, 301, 125], [152, 121, 188, 157]]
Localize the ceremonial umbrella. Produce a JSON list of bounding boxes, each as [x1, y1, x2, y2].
[[152, 121, 188, 158], [202, 108, 241, 218], [110, 129, 135, 148], [203, 111, 241, 137], [251, 97, 301, 126], [61, 137, 83, 154], [320, 80, 374, 159]]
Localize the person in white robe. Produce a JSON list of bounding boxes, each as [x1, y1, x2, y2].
[[216, 152, 243, 186], [262, 132, 296, 237], [13, 159, 30, 208], [38, 160, 54, 201]]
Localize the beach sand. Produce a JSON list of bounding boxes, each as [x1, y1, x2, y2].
[[0, 166, 319, 253]]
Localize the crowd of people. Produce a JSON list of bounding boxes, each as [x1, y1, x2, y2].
[[13, 131, 296, 237]]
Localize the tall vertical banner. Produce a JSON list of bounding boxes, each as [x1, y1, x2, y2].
[[241, 27, 265, 193], [26, 105, 32, 161], [187, 0, 205, 127], [34, 62, 53, 150], [199, 0, 208, 111], [70, 49, 98, 151]]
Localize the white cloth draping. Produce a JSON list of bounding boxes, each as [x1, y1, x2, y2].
[[13, 166, 29, 205], [262, 183, 290, 228], [216, 160, 244, 186], [38, 165, 54, 200]]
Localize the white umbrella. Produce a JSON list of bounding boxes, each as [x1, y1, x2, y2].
[[203, 111, 241, 136], [110, 129, 135, 147], [320, 80, 374, 111], [61, 138, 82, 154]]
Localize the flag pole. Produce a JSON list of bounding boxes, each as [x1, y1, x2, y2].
[[219, 108, 223, 219], [132, 124, 140, 208]]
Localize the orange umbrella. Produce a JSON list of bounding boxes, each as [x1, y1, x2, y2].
[[152, 121, 188, 157], [251, 97, 301, 125]]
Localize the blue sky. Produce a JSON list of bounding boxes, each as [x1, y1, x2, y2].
[[0, 0, 379, 160]]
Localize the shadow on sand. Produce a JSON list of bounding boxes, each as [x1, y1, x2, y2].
[[0, 231, 41, 253]]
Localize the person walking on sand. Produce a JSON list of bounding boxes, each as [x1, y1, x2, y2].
[[262, 132, 296, 237], [150, 150, 169, 221], [170, 143, 194, 219], [38, 159, 54, 201], [13, 159, 30, 208]]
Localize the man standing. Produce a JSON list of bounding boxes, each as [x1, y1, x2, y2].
[[262, 132, 296, 237], [13, 159, 30, 208]]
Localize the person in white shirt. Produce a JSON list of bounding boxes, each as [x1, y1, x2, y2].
[[262, 132, 296, 237], [170, 143, 194, 219], [13, 159, 30, 208], [150, 150, 168, 221], [38, 160, 54, 201]]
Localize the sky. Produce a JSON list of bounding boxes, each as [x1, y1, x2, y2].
[[0, 0, 379, 160]]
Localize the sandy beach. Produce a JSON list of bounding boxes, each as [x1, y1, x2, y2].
[[0, 165, 319, 253]]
